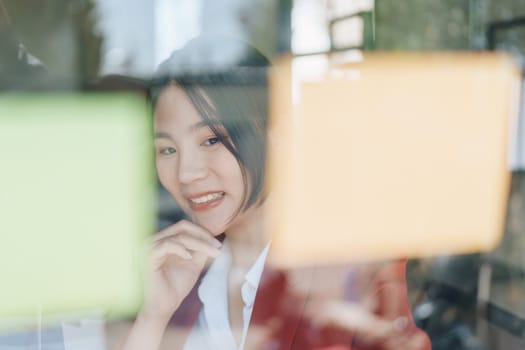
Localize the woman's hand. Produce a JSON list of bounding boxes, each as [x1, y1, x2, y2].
[[311, 300, 431, 350], [142, 219, 222, 321]]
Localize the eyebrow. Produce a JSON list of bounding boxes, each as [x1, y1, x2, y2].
[[190, 120, 210, 132], [154, 131, 173, 140], [190, 120, 223, 132]]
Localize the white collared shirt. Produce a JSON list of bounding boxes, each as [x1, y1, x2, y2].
[[183, 242, 270, 350]]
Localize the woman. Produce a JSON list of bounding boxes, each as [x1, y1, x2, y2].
[[119, 39, 430, 350]]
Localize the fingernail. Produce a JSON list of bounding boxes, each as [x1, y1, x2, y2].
[[212, 239, 222, 248]]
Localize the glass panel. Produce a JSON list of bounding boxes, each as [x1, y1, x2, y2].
[[3, 1, 525, 350]]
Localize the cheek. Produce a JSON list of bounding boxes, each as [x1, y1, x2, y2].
[[156, 159, 181, 198], [157, 165, 190, 215], [156, 159, 171, 186], [215, 152, 244, 195]]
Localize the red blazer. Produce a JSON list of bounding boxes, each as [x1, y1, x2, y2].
[[169, 259, 431, 350]]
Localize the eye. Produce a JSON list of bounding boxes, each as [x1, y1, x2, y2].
[[202, 136, 221, 147], [158, 147, 177, 155]]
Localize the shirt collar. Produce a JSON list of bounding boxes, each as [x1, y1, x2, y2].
[[198, 242, 231, 305], [198, 241, 271, 308], [241, 243, 271, 307]]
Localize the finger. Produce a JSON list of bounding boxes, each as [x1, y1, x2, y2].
[[153, 220, 222, 248], [379, 320, 431, 350], [402, 331, 431, 350], [311, 300, 390, 338], [162, 234, 222, 258], [312, 301, 425, 349], [153, 236, 221, 263], [152, 245, 209, 274], [152, 241, 193, 266]]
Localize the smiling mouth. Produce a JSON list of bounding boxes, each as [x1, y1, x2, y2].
[[188, 191, 225, 211]]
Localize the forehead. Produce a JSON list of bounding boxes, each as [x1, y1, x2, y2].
[[154, 84, 202, 130]]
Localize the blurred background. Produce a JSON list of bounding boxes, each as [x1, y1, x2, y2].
[[2, 1, 525, 349]]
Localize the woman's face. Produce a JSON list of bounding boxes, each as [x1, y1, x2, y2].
[[154, 84, 245, 235]]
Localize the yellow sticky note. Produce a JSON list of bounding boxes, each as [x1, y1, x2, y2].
[[267, 53, 521, 267], [0, 93, 154, 327]]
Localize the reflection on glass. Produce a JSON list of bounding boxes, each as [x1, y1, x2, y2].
[[3, 1, 525, 350]]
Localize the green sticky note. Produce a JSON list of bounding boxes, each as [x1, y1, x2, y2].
[[0, 93, 154, 328]]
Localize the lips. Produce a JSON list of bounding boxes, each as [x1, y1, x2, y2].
[[187, 191, 225, 212]]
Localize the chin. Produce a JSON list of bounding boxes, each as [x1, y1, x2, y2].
[[206, 224, 228, 236], [189, 207, 238, 236], [194, 218, 228, 236]]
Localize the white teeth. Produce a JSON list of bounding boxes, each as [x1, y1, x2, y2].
[[190, 192, 224, 204]]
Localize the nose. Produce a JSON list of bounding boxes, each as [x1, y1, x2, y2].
[[177, 150, 208, 184]]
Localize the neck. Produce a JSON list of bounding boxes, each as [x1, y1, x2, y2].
[[224, 202, 267, 270]]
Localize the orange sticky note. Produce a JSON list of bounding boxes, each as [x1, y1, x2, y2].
[[266, 52, 521, 267]]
